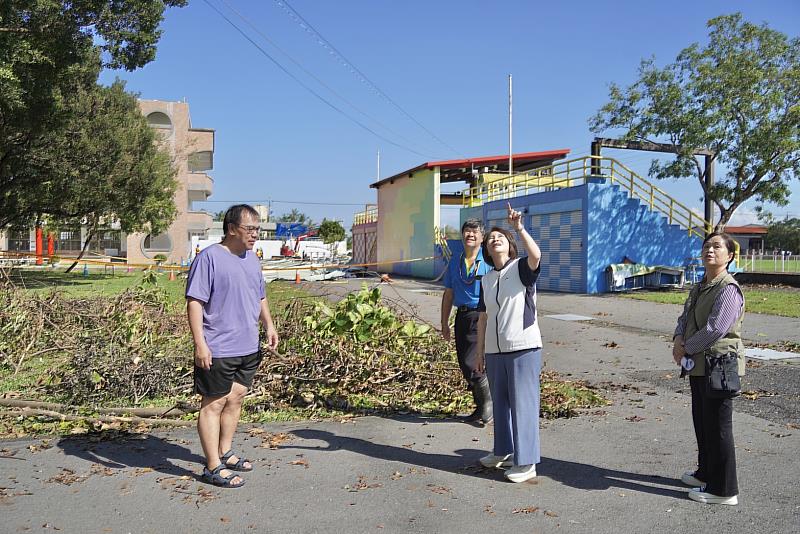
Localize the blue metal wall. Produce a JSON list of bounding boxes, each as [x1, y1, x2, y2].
[[465, 179, 701, 293], [585, 182, 701, 292]]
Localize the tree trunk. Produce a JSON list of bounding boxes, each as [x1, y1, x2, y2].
[[65, 227, 95, 273]]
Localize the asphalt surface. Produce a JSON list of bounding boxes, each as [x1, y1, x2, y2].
[[1, 278, 799, 533]]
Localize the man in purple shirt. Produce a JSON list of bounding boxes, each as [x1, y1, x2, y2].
[[186, 204, 279, 488]]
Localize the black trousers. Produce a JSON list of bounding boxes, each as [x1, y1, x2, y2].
[[454, 308, 485, 385], [689, 376, 739, 496]]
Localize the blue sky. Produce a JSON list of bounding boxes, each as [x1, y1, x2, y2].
[[100, 0, 800, 229]]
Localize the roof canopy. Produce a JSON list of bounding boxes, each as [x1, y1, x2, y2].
[[370, 149, 570, 188]]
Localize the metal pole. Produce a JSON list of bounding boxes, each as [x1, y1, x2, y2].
[[704, 155, 714, 235], [508, 74, 513, 176]]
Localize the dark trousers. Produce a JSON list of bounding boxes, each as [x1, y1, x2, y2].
[[689, 376, 739, 496], [454, 308, 485, 384]]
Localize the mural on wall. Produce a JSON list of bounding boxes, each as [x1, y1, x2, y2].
[[376, 168, 439, 278]]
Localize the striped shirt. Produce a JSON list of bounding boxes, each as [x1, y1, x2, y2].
[[674, 284, 744, 355]]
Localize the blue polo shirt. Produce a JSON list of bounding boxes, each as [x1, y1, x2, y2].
[[443, 249, 491, 308]]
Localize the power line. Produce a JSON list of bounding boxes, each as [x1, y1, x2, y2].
[[200, 199, 370, 206], [274, 0, 463, 158], [218, 0, 442, 159], [202, 0, 435, 159]]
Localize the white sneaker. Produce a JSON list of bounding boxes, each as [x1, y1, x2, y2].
[[479, 453, 512, 469], [504, 464, 537, 483], [681, 471, 704, 487], [688, 488, 738, 505]]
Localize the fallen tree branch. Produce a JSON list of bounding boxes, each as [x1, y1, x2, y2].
[[0, 398, 196, 418], [0, 408, 194, 427]]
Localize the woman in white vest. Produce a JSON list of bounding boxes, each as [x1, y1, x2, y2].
[[476, 203, 543, 483], [673, 232, 745, 505]]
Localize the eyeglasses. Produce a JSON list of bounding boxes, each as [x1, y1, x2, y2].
[[237, 224, 260, 234]]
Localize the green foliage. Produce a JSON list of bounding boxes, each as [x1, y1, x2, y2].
[[277, 209, 313, 226], [590, 13, 800, 229], [317, 218, 345, 244], [22, 81, 178, 237], [765, 218, 800, 252], [0, 0, 186, 228], [303, 284, 429, 343]]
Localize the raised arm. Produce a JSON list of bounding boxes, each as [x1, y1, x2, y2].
[[507, 202, 541, 271]]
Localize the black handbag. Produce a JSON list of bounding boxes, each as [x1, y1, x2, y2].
[[705, 352, 741, 398]]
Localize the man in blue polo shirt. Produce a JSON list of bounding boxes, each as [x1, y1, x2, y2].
[[441, 218, 492, 424]]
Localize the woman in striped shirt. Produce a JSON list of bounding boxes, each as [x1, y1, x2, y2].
[[673, 232, 745, 506]]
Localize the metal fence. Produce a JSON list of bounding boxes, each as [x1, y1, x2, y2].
[[738, 254, 800, 273]]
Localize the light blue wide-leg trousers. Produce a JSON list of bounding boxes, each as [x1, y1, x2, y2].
[[485, 348, 542, 466]]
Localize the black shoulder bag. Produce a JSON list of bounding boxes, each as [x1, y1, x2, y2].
[[704, 351, 741, 399]]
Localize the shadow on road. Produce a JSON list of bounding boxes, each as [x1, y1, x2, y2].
[[284, 427, 686, 498], [57, 433, 203, 478]]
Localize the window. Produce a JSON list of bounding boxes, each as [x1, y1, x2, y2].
[[146, 112, 172, 129], [188, 151, 213, 172], [56, 228, 82, 252], [7, 228, 30, 252], [141, 233, 173, 257]]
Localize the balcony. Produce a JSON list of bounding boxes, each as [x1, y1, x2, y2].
[[187, 173, 213, 201], [186, 210, 213, 232], [188, 128, 214, 151], [353, 205, 378, 226]]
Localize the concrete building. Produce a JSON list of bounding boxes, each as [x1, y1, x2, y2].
[[0, 99, 215, 265], [126, 100, 215, 264], [354, 151, 708, 293]]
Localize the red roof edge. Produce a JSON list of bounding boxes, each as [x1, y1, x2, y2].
[[425, 149, 571, 169], [370, 149, 571, 188]]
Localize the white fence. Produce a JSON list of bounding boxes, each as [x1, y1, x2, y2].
[[738, 253, 800, 273]]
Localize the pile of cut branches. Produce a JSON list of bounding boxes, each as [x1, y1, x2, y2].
[[245, 284, 606, 419], [0, 272, 190, 407], [1, 275, 606, 433]]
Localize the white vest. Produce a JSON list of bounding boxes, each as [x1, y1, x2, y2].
[[482, 258, 542, 353]]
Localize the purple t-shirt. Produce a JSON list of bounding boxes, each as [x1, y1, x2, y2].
[[186, 244, 266, 358]]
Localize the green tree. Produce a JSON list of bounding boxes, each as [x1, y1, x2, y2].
[[318, 219, 345, 244], [765, 218, 800, 253], [0, 0, 187, 226], [278, 209, 314, 226], [36, 81, 178, 269], [590, 13, 800, 230]]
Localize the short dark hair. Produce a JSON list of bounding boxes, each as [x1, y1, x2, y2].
[[223, 204, 260, 235], [702, 232, 737, 268], [461, 218, 484, 235], [482, 226, 518, 267]]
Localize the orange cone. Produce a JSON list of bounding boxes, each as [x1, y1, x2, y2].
[[295, 270, 301, 284], [168, 270, 176, 281]]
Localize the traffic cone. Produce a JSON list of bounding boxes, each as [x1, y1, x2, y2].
[[295, 270, 301, 284], [168, 270, 176, 281]]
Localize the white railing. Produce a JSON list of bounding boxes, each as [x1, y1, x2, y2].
[[738, 253, 800, 273]]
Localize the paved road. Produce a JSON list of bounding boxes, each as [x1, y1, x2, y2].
[[1, 279, 798, 533]]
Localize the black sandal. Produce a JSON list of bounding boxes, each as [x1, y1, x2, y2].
[[220, 450, 254, 472], [201, 464, 245, 488]]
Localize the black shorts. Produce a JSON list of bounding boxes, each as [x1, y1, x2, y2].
[[194, 351, 262, 398]]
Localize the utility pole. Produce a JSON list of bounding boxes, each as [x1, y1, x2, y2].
[[508, 74, 513, 176]]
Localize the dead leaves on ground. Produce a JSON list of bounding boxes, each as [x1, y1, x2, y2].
[[248, 428, 291, 449]]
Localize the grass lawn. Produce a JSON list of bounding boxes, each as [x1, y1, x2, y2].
[[619, 286, 800, 317], [740, 258, 800, 273], [7, 267, 185, 300], [4, 267, 301, 308]]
